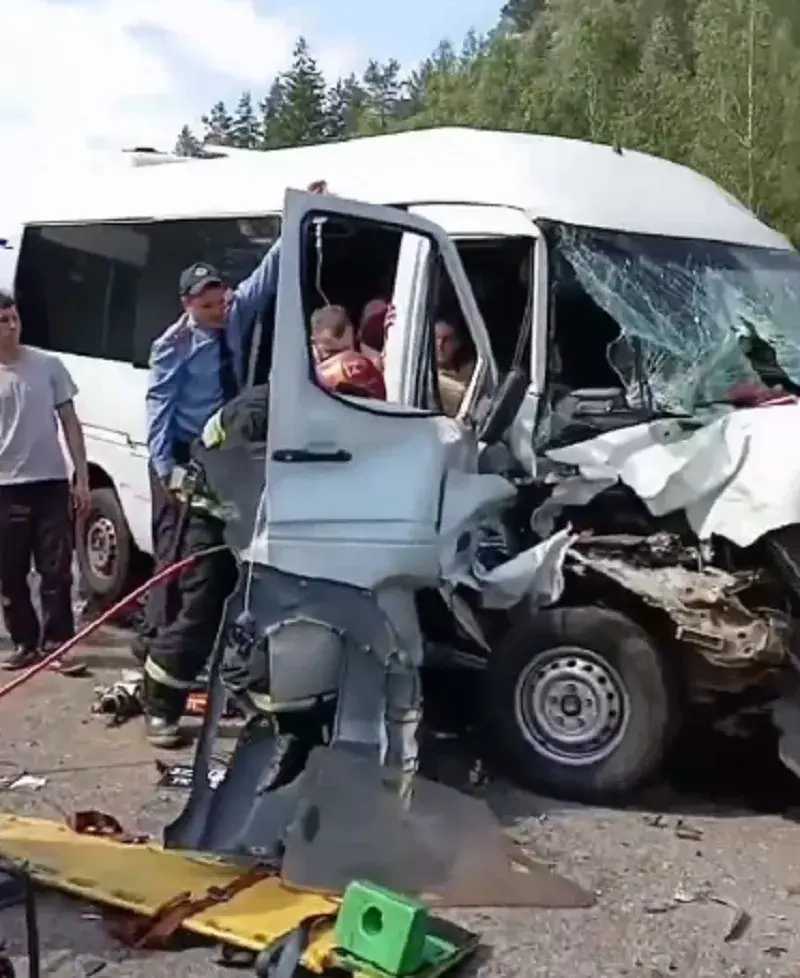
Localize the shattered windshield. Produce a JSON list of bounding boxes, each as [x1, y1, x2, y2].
[[553, 225, 800, 413]]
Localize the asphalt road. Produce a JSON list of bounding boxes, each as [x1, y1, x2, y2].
[[2, 623, 800, 978]]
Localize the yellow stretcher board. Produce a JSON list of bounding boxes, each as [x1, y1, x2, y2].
[[0, 814, 477, 977]]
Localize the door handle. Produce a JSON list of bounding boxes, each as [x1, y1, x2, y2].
[[271, 448, 352, 463]]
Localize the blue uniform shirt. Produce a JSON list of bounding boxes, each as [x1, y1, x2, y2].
[[146, 241, 281, 480]]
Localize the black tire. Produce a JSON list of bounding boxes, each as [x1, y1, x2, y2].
[[486, 605, 675, 803], [76, 486, 133, 605]]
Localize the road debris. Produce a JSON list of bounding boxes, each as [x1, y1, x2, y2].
[[674, 819, 704, 841], [0, 774, 47, 792], [81, 957, 107, 976], [155, 759, 226, 790], [642, 814, 704, 840], [645, 884, 751, 943]]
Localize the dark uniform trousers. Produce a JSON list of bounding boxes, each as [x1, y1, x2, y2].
[[143, 488, 238, 719], [0, 480, 74, 650]]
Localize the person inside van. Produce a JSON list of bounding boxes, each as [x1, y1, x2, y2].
[[311, 304, 382, 363], [311, 304, 386, 399], [359, 298, 390, 353], [435, 317, 476, 416], [0, 289, 90, 676]]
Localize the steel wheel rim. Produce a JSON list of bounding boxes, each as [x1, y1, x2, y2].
[[514, 644, 630, 766], [86, 515, 117, 581]]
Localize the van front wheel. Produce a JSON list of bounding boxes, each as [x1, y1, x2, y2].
[[76, 487, 133, 605], [486, 606, 675, 803]]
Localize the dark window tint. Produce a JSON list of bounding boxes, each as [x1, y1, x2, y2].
[[15, 215, 280, 366], [132, 216, 280, 366], [16, 224, 147, 361]]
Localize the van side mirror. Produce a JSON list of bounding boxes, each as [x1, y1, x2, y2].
[[476, 367, 529, 445]]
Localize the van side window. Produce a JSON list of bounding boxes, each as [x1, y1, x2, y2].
[[15, 215, 281, 367], [133, 215, 281, 366], [16, 225, 146, 362]]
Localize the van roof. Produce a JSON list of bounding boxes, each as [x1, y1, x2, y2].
[[21, 127, 791, 250]]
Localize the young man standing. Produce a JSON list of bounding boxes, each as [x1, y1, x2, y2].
[[0, 290, 90, 673]]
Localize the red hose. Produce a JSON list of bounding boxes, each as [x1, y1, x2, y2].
[[0, 544, 228, 702]]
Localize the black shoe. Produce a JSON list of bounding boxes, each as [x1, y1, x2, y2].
[[145, 714, 184, 749], [2, 646, 43, 671]]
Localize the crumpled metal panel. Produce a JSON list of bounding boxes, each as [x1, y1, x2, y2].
[[571, 542, 789, 670]]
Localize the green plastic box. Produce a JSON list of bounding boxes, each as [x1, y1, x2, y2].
[[334, 880, 429, 977]]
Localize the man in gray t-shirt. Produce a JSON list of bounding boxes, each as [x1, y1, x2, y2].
[[0, 290, 90, 672]]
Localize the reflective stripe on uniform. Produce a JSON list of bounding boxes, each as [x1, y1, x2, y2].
[[201, 411, 226, 448], [246, 690, 335, 714], [144, 656, 194, 691]]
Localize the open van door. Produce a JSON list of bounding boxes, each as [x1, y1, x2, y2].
[[252, 189, 491, 591]]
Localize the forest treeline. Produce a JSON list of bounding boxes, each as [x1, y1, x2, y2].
[[175, 0, 800, 241]]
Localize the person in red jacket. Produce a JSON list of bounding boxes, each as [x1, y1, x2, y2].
[[311, 304, 386, 399]]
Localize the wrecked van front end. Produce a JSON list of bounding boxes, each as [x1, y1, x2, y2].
[[509, 222, 800, 800]]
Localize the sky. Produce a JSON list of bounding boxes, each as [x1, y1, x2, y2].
[[0, 0, 501, 158]]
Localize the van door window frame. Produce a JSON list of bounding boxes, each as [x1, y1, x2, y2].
[[391, 234, 497, 415]]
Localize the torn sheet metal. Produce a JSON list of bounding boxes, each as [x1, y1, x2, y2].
[[440, 514, 574, 611], [572, 536, 790, 670], [280, 747, 594, 909], [531, 474, 616, 538], [472, 527, 575, 610], [548, 404, 800, 547]]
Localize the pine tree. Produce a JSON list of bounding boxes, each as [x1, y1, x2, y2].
[[271, 37, 328, 147], [324, 75, 367, 140], [174, 124, 203, 157], [231, 91, 260, 148], [360, 60, 403, 133], [499, 0, 547, 33], [201, 100, 235, 146], [404, 41, 457, 116], [259, 79, 287, 149]]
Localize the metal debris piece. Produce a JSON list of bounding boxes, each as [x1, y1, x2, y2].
[[645, 883, 749, 942], [81, 957, 106, 976], [0, 775, 47, 792], [674, 819, 703, 841], [723, 908, 752, 943]]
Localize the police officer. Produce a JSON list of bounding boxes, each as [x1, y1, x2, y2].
[[140, 180, 327, 748]]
